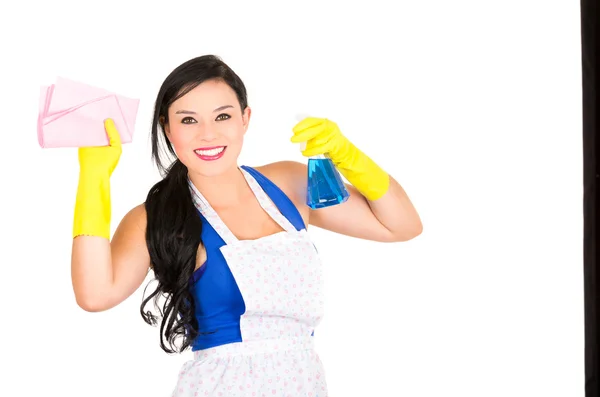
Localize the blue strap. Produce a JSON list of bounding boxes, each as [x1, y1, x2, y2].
[[240, 165, 306, 231]]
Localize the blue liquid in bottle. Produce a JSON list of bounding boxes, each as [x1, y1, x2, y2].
[[307, 155, 350, 209]]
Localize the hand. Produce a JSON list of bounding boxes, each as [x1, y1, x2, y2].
[[78, 118, 122, 177], [291, 116, 390, 201], [73, 118, 122, 239], [290, 117, 347, 159]]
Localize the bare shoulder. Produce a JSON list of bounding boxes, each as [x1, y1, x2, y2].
[[253, 160, 307, 201], [112, 203, 148, 250], [111, 202, 150, 266], [119, 202, 148, 231], [251, 161, 309, 222]]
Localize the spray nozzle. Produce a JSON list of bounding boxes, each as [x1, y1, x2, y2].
[[294, 113, 315, 156]]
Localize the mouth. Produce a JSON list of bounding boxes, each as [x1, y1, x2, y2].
[[194, 146, 227, 161]]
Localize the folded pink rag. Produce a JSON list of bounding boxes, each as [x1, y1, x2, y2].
[[37, 77, 139, 148]]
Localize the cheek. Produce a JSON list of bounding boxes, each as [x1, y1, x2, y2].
[[222, 123, 245, 143], [168, 127, 194, 149]]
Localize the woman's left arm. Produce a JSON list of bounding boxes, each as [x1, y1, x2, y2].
[[289, 117, 423, 243], [305, 173, 422, 243]]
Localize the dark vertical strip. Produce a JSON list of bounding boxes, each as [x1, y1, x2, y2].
[[582, 0, 598, 395]]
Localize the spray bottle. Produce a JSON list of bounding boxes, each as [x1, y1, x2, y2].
[[296, 114, 350, 209]]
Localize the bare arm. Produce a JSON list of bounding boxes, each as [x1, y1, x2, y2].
[[310, 175, 423, 242], [71, 204, 151, 312], [260, 161, 422, 242]]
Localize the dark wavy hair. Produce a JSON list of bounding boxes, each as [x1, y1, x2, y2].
[[140, 55, 249, 354]]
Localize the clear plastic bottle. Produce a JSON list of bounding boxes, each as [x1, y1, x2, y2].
[[295, 114, 350, 209], [306, 153, 350, 209]]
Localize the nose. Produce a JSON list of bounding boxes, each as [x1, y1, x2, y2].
[[195, 121, 218, 141]]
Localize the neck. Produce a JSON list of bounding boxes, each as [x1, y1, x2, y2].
[[188, 165, 249, 209]]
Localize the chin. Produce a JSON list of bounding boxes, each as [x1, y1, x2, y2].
[[193, 166, 236, 178]]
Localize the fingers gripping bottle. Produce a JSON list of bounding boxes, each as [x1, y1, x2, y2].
[[296, 114, 350, 209]]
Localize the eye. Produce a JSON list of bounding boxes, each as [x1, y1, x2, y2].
[[181, 117, 197, 124], [216, 113, 231, 121]]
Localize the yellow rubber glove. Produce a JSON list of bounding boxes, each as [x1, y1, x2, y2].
[[73, 118, 122, 239], [291, 117, 390, 201]]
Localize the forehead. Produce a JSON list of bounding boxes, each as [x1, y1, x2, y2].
[[170, 79, 238, 112]]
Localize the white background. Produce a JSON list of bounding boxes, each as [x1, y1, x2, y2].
[[0, 1, 583, 396]]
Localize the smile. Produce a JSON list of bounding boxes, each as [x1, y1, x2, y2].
[[194, 146, 227, 161]]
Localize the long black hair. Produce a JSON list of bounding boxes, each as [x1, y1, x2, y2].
[[140, 55, 249, 354]]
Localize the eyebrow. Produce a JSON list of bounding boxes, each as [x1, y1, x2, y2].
[[175, 105, 234, 115]]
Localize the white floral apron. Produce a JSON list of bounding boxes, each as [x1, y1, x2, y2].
[[172, 167, 327, 397]]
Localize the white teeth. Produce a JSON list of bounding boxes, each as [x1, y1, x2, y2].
[[195, 147, 224, 156]]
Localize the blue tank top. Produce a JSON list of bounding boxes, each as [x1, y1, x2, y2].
[[187, 165, 307, 351]]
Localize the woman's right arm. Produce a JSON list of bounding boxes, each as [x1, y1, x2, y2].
[[69, 118, 152, 312], [71, 203, 151, 312]]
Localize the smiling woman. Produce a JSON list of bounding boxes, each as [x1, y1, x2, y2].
[[69, 54, 422, 396], [174, 106, 237, 160]]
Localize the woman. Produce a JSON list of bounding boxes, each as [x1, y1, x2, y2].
[[71, 54, 422, 396]]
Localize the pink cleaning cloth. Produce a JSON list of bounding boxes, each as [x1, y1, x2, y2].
[[37, 77, 139, 148]]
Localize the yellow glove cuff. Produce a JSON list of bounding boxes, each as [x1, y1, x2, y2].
[[72, 170, 112, 239], [331, 140, 390, 201]]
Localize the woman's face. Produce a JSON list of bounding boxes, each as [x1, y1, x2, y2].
[[164, 79, 251, 178]]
